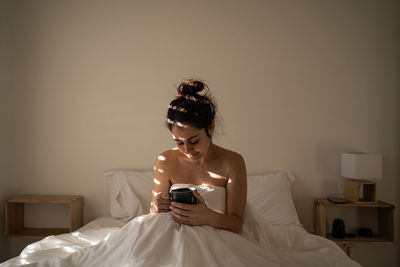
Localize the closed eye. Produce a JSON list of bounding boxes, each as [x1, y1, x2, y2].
[[174, 139, 199, 145], [176, 141, 198, 146]]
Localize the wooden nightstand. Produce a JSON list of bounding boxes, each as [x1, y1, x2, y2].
[[314, 199, 395, 255], [5, 195, 84, 239], [314, 199, 395, 243]]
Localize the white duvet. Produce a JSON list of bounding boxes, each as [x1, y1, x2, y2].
[[2, 184, 361, 267]]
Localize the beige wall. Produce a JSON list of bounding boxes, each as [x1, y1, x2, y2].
[[2, 0, 399, 266]]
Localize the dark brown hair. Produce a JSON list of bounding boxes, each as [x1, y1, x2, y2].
[[166, 79, 216, 137]]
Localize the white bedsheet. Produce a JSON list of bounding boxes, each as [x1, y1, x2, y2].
[[2, 217, 126, 266], [1, 185, 361, 267], [2, 211, 361, 267]]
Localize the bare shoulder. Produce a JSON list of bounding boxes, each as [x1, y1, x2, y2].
[[214, 145, 246, 175], [215, 145, 244, 162], [155, 149, 180, 168]]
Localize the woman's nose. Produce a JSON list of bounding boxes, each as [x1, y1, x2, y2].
[[183, 143, 192, 153]]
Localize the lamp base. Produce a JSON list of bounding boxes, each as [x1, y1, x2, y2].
[[345, 179, 377, 204]]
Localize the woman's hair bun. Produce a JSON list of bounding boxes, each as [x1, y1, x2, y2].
[[177, 79, 206, 96], [167, 79, 216, 137]]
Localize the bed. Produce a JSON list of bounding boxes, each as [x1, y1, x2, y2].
[[1, 171, 361, 267]]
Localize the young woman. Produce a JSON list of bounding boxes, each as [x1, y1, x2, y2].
[[150, 80, 247, 233]]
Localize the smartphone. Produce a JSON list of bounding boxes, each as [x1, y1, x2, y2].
[[170, 188, 198, 204]]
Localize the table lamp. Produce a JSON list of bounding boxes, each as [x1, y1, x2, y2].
[[341, 153, 382, 204]]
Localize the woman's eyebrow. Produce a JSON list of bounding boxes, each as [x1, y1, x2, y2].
[[187, 135, 199, 141], [173, 135, 199, 141]]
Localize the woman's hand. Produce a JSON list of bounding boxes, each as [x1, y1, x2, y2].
[[150, 193, 171, 213], [170, 191, 215, 226]]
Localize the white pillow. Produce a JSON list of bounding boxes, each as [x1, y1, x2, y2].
[[247, 172, 301, 225], [106, 170, 300, 225], [105, 170, 153, 220]]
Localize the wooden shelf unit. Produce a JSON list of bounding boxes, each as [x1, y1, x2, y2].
[[5, 195, 84, 239], [345, 179, 377, 204], [314, 199, 395, 245]]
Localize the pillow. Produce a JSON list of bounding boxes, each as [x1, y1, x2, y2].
[[105, 170, 153, 220], [106, 170, 300, 225], [247, 171, 301, 225]]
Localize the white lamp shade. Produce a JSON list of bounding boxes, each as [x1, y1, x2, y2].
[[341, 153, 382, 179]]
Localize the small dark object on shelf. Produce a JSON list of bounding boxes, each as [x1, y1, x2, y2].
[[332, 218, 346, 239], [327, 197, 347, 204], [358, 227, 373, 237]]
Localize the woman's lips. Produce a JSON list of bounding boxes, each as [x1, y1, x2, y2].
[[186, 152, 199, 158]]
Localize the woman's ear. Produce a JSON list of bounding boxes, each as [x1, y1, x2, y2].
[[208, 121, 215, 135]]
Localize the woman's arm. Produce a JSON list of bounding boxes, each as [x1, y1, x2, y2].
[[212, 153, 247, 232], [170, 153, 247, 233], [149, 154, 172, 213]]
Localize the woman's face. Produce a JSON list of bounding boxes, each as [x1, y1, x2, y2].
[[171, 124, 213, 161]]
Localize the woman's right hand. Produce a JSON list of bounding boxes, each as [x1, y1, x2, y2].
[[150, 193, 171, 213]]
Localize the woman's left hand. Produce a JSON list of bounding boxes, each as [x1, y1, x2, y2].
[[170, 191, 214, 226]]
